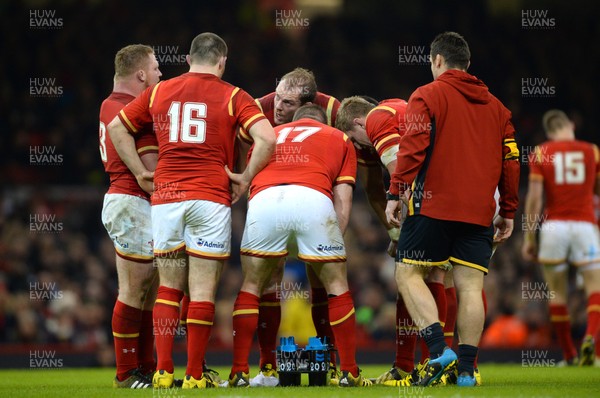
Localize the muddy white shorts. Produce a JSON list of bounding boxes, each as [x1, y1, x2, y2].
[[102, 194, 153, 262], [241, 185, 346, 263]]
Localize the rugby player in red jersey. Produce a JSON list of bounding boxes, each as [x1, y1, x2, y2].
[[338, 96, 447, 383], [336, 96, 407, 247], [522, 109, 600, 366], [227, 104, 371, 387], [238, 68, 342, 387], [99, 44, 161, 389], [238, 67, 339, 144], [108, 32, 276, 389]]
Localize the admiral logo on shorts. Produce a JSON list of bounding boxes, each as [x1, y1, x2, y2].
[[316, 244, 344, 252], [197, 238, 225, 249], [114, 237, 129, 249]]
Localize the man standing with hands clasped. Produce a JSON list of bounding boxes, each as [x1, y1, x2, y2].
[[385, 32, 520, 387]]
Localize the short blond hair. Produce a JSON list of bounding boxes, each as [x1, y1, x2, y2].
[[336, 96, 375, 133], [280, 68, 317, 104], [542, 109, 569, 135], [114, 44, 154, 78]]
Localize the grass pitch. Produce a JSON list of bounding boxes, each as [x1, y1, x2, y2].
[[0, 364, 598, 397]]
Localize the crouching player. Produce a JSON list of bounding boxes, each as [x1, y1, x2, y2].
[[226, 105, 372, 387]]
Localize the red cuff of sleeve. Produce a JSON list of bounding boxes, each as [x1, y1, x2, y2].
[[242, 114, 266, 133], [118, 110, 138, 134], [388, 180, 409, 196], [498, 209, 515, 219]]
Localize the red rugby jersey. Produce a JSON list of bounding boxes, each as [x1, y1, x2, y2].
[[249, 118, 356, 201], [390, 69, 520, 226], [361, 98, 408, 165], [595, 195, 600, 228], [119, 73, 266, 206], [239, 91, 340, 143], [99, 92, 158, 199], [529, 140, 600, 223]]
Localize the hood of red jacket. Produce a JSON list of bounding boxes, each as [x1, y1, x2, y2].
[[437, 69, 491, 104]]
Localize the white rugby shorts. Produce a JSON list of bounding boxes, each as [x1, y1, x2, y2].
[[152, 200, 231, 260], [102, 194, 153, 262], [241, 185, 346, 263], [538, 220, 600, 266]]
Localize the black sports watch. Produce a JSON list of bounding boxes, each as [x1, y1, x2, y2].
[[386, 191, 400, 201]]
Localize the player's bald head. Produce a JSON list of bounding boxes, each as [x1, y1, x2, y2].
[[189, 33, 228, 65], [293, 104, 327, 123]]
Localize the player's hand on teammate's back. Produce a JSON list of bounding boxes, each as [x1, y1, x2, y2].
[[136, 170, 154, 194], [493, 216, 513, 244], [225, 165, 250, 204]]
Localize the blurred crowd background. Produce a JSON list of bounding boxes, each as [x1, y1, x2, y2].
[[1, 0, 599, 366]]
